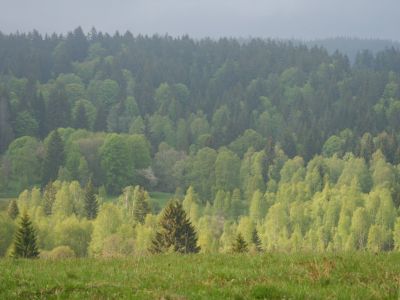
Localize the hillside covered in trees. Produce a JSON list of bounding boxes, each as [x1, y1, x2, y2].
[[1, 28, 400, 256]]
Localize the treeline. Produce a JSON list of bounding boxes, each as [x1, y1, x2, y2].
[[1, 28, 400, 164]]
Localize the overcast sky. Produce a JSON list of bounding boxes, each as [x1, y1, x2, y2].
[[0, 0, 399, 40]]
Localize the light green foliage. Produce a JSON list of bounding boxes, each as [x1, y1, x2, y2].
[[0, 214, 15, 256], [89, 203, 123, 257], [337, 157, 372, 193], [53, 216, 92, 257], [249, 190, 266, 222], [52, 182, 74, 217], [132, 186, 151, 224], [7, 199, 19, 220], [182, 186, 199, 224], [394, 217, 400, 251], [40, 245, 76, 259]]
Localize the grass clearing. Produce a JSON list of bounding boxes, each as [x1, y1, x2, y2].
[[149, 192, 173, 213], [0, 253, 399, 299]]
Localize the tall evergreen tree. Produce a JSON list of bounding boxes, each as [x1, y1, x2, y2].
[[7, 199, 19, 220], [31, 92, 47, 138], [0, 88, 14, 153], [151, 200, 200, 254], [84, 178, 98, 220], [42, 130, 65, 185], [12, 212, 39, 258], [46, 84, 70, 132]]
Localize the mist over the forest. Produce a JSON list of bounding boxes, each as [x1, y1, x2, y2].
[[1, 0, 399, 40]]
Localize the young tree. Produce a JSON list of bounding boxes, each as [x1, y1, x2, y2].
[[7, 199, 19, 220], [132, 186, 150, 224], [151, 200, 200, 254], [42, 130, 65, 185], [251, 228, 263, 252], [85, 178, 98, 220], [12, 212, 39, 258], [231, 233, 248, 253], [43, 181, 57, 215]]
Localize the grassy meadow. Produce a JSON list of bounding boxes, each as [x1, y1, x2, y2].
[[0, 253, 399, 299]]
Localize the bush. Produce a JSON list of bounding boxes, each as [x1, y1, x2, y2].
[[40, 246, 76, 259]]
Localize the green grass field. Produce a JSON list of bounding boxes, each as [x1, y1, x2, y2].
[[1, 253, 399, 299], [149, 192, 173, 213]]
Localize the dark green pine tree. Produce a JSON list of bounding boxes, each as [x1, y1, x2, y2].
[[46, 84, 70, 132], [133, 186, 150, 224], [31, 92, 47, 138], [151, 200, 200, 254], [7, 199, 19, 220], [251, 228, 263, 252], [43, 181, 57, 216], [12, 212, 40, 258], [42, 130, 65, 185], [74, 102, 89, 129], [232, 233, 248, 253], [84, 178, 98, 220]]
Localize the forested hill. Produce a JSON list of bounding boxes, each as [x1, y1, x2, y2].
[[1, 28, 400, 196]]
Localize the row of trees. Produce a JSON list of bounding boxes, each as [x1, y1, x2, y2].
[[1, 159, 400, 258]]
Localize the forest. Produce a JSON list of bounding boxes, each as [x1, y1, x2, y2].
[[1, 28, 400, 258]]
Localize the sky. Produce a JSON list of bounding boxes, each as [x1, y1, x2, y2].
[[0, 0, 399, 40]]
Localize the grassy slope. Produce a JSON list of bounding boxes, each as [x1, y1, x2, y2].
[[0, 253, 399, 299]]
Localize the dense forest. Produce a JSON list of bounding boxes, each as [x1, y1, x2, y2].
[[1, 28, 400, 257]]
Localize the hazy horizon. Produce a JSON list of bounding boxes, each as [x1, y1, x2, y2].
[[0, 0, 399, 41]]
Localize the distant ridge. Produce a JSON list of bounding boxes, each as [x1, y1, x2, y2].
[[305, 37, 400, 62]]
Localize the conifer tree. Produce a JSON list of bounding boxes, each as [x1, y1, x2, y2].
[[232, 233, 248, 253], [132, 186, 150, 224], [44, 181, 57, 215], [251, 228, 263, 252], [151, 200, 200, 254], [7, 199, 19, 220], [12, 212, 39, 258], [42, 130, 65, 185], [85, 178, 98, 220], [74, 102, 89, 129]]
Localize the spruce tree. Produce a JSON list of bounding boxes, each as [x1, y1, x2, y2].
[[74, 102, 89, 129], [42, 130, 65, 185], [85, 178, 98, 220], [251, 228, 263, 252], [43, 181, 56, 215], [7, 199, 19, 220], [232, 233, 248, 253], [12, 212, 39, 258], [151, 200, 200, 254], [132, 186, 150, 224]]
